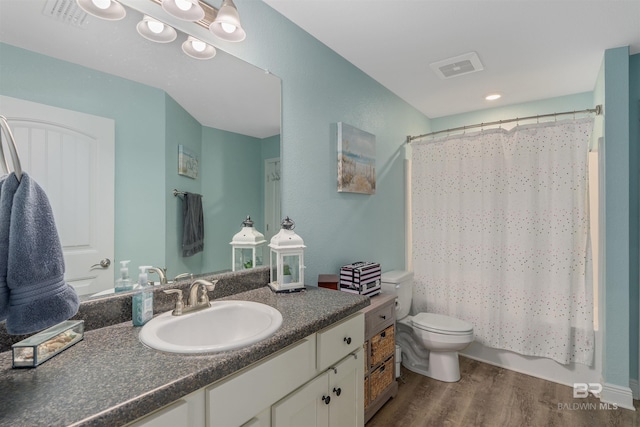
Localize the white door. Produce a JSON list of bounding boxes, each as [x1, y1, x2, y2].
[[264, 157, 281, 243], [1, 95, 115, 296], [328, 348, 364, 427], [272, 372, 329, 427]]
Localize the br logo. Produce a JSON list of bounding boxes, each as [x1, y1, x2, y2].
[[573, 383, 602, 398]]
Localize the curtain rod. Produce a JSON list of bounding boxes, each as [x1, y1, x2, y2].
[[406, 105, 602, 143]]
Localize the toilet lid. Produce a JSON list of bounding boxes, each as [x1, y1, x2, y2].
[[412, 313, 473, 334]]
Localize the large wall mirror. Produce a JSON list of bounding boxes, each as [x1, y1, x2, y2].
[[0, 0, 281, 299]]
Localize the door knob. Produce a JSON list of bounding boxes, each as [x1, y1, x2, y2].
[[91, 258, 111, 269]]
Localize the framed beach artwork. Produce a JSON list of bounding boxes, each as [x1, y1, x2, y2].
[[337, 122, 376, 194], [178, 144, 199, 179]]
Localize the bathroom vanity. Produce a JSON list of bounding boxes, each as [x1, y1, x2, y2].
[[0, 283, 369, 427]]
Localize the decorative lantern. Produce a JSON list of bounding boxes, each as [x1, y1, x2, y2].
[[268, 217, 306, 292], [230, 216, 266, 271]]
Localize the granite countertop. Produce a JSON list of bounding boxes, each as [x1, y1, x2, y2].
[[0, 286, 369, 427]]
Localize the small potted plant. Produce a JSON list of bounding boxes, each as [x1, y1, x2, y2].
[[282, 264, 292, 284]]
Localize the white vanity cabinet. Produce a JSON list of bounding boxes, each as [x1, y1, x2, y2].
[[127, 312, 364, 427], [125, 388, 206, 427], [272, 313, 365, 427], [271, 347, 364, 427]]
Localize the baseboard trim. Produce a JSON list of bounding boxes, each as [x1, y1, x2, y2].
[[601, 382, 636, 410], [630, 379, 639, 400], [460, 352, 577, 389]]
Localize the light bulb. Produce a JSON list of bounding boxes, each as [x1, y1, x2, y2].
[[175, 0, 192, 12], [92, 0, 111, 10], [221, 22, 236, 33], [191, 40, 206, 52], [147, 20, 165, 34]]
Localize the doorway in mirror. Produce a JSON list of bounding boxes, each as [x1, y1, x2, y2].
[[264, 158, 281, 244]]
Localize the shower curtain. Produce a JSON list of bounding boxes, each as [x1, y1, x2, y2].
[[411, 118, 595, 365]]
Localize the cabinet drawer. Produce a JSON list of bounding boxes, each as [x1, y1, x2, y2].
[[364, 300, 394, 338], [370, 325, 395, 368], [316, 313, 364, 371], [369, 356, 394, 403]]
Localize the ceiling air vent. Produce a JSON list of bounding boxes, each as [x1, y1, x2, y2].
[[42, 0, 90, 28], [430, 52, 484, 79]]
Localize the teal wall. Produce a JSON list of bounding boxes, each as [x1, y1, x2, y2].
[[431, 92, 594, 131], [221, 0, 431, 284], [629, 52, 640, 383], [165, 95, 204, 277], [200, 127, 264, 274], [602, 46, 631, 389]]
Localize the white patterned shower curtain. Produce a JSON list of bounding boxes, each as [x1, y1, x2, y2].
[[411, 118, 595, 365]]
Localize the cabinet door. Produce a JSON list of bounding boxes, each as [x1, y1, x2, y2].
[[328, 348, 364, 427], [272, 373, 329, 427]]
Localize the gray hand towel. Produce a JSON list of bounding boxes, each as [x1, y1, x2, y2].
[[4, 172, 79, 335], [0, 173, 12, 321], [182, 192, 204, 257]]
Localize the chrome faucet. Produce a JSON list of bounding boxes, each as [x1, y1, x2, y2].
[[148, 267, 167, 286], [163, 279, 219, 316]]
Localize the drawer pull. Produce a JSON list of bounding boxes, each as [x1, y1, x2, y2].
[[344, 337, 352, 345], [381, 331, 386, 338], [322, 395, 331, 405], [380, 314, 386, 320], [333, 387, 342, 396]]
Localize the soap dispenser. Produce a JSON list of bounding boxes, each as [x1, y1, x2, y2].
[[132, 266, 153, 326], [115, 260, 133, 293]]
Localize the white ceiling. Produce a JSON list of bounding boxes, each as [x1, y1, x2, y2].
[[0, 0, 281, 139], [263, 0, 640, 119]]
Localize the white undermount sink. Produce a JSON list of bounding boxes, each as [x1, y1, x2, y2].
[[139, 300, 283, 354]]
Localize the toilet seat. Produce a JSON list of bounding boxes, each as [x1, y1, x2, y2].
[[412, 313, 473, 335]]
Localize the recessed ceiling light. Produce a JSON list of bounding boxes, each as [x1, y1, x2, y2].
[[485, 94, 501, 101]]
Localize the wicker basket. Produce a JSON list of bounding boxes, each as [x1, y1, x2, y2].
[[364, 375, 370, 406], [370, 325, 395, 368], [370, 356, 394, 402]]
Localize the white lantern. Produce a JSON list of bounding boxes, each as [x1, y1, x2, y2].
[[230, 216, 266, 271], [268, 217, 305, 292]]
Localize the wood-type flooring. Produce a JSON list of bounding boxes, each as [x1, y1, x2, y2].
[[366, 356, 639, 427]]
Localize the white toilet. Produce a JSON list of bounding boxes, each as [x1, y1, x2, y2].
[[381, 270, 474, 382]]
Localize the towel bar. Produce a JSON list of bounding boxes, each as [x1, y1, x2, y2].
[[0, 115, 23, 182]]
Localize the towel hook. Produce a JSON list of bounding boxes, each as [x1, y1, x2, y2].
[[0, 116, 23, 182]]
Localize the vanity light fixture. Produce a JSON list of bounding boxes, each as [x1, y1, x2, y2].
[[182, 36, 217, 59], [136, 15, 177, 43], [485, 93, 502, 101], [76, 0, 246, 60], [76, 0, 126, 20], [162, 0, 204, 21], [209, 0, 246, 42]]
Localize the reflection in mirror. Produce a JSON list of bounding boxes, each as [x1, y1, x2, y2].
[[0, 0, 281, 299]]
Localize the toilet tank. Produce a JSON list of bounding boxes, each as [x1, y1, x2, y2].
[[380, 270, 413, 319]]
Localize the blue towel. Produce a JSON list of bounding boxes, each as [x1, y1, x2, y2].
[[0, 173, 12, 321], [4, 172, 79, 335], [182, 192, 204, 257]]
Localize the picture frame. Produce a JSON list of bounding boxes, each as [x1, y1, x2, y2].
[[337, 122, 376, 194], [178, 144, 198, 179]]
